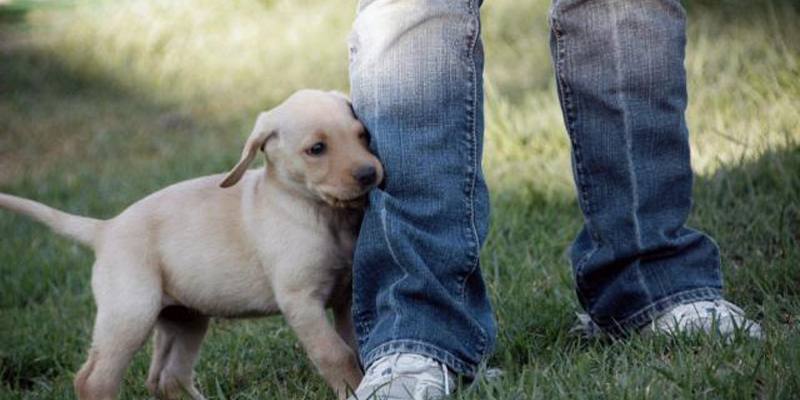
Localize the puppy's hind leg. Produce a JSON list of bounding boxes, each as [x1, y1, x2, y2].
[[74, 259, 162, 400], [146, 307, 209, 400]]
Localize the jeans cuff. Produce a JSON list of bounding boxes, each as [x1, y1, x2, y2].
[[361, 339, 478, 377], [599, 287, 722, 335]]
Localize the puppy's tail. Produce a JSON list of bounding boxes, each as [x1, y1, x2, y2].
[[0, 193, 103, 248]]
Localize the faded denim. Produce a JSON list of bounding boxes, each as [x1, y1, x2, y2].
[[348, 0, 723, 375]]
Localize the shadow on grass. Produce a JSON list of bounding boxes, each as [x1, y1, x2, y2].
[[0, 4, 27, 25], [0, 0, 75, 28], [694, 145, 800, 306], [0, 39, 239, 194]]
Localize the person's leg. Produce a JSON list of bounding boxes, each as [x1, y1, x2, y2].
[[549, 0, 758, 336], [348, 0, 494, 389]]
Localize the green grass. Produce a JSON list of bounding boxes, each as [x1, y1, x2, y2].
[[1, 0, 798, 398]]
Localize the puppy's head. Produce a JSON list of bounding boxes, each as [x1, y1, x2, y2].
[[220, 90, 383, 208]]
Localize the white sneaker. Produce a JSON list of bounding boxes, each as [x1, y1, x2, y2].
[[348, 353, 455, 400], [642, 299, 764, 339]]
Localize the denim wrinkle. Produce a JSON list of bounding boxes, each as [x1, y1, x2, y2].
[[607, 1, 653, 305]]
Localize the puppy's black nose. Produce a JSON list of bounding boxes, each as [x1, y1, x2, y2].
[[353, 165, 377, 187]]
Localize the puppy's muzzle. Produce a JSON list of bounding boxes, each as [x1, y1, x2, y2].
[[353, 165, 378, 188]]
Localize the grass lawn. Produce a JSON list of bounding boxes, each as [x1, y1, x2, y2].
[[1, 0, 798, 398]]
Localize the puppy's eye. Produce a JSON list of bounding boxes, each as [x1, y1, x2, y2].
[[306, 142, 326, 156]]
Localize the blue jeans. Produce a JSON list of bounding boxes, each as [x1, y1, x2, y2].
[[348, 0, 723, 375]]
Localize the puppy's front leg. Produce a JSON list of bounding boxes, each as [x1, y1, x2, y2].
[[277, 292, 363, 399]]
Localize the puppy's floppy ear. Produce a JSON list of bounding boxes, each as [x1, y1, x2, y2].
[[220, 111, 278, 188]]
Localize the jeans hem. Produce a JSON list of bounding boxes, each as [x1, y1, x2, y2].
[[361, 339, 478, 377], [599, 286, 722, 335]]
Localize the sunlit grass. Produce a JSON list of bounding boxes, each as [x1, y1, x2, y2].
[[1, 0, 798, 398], [29, 0, 354, 119]]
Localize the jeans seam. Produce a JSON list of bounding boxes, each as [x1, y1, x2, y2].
[[551, 16, 593, 225], [457, 5, 489, 356], [551, 12, 598, 306], [459, 5, 481, 302]]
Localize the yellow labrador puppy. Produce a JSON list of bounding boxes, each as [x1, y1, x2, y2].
[[0, 90, 383, 400]]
